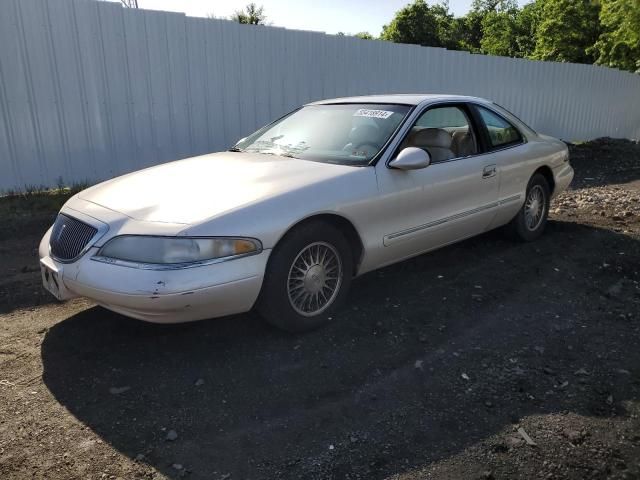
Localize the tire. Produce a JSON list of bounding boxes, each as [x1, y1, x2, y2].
[[505, 173, 551, 242], [257, 220, 353, 332]]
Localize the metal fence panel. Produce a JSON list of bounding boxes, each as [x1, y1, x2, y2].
[[1, 0, 640, 191]]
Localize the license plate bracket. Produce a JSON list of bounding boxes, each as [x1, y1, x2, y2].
[[40, 258, 70, 300]]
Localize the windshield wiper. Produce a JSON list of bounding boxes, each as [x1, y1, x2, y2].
[[228, 147, 244, 152], [244, 149, 299, 159]]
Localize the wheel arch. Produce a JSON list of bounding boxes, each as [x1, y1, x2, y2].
[[533, 165, 555, 195], [273, 213, 365, 276]]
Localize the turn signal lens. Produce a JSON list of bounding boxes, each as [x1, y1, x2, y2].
[[234, 239, 258, 254]]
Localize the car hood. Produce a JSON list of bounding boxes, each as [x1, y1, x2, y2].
[[78, 152, 360, 225]]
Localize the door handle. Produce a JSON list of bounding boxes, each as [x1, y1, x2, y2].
[[482, 165, 497, 179]]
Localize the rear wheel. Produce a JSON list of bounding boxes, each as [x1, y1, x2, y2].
[[505, 173, 551, 241], [257, 221, 353, 332]]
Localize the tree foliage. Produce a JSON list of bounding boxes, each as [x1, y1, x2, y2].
[[230, 3, 267, 25], [452, 10, 484, 53], [354, 32, 375, 40], [380, 0, 456, 48], [480, 8, 519, 56], [479, 0, 541, 57], [379, 0, 639, 73], [531, 0, 601, 63], [592, 0, 640, 72], [512, 2, 542, 58]]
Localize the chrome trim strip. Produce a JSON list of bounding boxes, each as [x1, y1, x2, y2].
[[386, 202, 499, 241], [385, 194, 521, 241], [90, 249, 263, 270], [499, 194, 522, 205]]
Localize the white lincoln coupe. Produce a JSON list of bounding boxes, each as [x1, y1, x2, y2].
[[39, 94, 573, 331]]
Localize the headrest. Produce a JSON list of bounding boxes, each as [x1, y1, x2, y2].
[[452, 129, 469, 141], [410, 128, 452, 149]]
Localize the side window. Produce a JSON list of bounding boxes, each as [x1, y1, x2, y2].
[[404, 106, 478, 162], [477, 106, 523, 149]]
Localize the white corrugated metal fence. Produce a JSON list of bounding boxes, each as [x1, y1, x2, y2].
[[1, 0, 640, 191]]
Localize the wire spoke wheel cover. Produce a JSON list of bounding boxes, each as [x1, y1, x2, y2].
[[287, 241, 343, 317], [524, 184, 545, 231]]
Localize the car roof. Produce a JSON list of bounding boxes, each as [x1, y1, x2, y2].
[[307, 94, 489, 107]]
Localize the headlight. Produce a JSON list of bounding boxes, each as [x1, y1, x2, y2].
[[96, 236, 261, 265]]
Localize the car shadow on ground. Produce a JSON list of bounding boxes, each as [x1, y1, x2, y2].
[[41, 220, 640, 479]]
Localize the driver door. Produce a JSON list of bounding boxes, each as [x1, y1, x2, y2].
[[374, 103, 500, 266]]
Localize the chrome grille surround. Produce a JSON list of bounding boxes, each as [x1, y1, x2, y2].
[[49, 214, 99, 262]]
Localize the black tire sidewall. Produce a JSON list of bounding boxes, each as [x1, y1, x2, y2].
[[511, 173, 551, 241], [257, 221, 353, 332]]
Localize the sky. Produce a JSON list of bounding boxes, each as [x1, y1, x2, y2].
[[115, 0, 523, 36]]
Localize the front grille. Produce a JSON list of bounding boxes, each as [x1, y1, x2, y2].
[[50, 214, 98, 262]]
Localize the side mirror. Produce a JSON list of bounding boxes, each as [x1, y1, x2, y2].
[[389, 147, 431, 170]]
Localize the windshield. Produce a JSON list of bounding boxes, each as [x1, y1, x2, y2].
[[233, 103, 412, 165]]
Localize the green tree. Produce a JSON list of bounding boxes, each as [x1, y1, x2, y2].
[[592, 0, 640, 72], [433, 2, 460, 49], [531, 0, 600, 63], [354, 32, 375, 40], [453, 0, 519, 55], [463, 0, 518, 56], [471, 0, 518, 11], [452, 10, 484, 52], [230, 3, 267, 25], [513, 1, 543, 58], [380, 0, 456, 48], [480, 8, 519, 56], [479, 0, 542, 57]]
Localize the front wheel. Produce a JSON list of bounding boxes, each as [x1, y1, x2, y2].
[[257, 221, 353, 332], [505, 173, 551, 241]]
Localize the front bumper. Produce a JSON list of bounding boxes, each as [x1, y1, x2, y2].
[[39, 227, 270, 323]]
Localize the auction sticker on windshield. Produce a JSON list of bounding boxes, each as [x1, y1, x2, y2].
[[354, 109, 394, 119]]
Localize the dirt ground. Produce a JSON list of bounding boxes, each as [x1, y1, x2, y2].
[[1, 139, 639, 480]]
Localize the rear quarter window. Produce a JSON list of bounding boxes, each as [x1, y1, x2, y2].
[[477, 106, 523, 149]]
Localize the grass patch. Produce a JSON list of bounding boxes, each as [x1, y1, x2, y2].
[[0, 184, 90, 240], [0, 184, 88, 217]]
